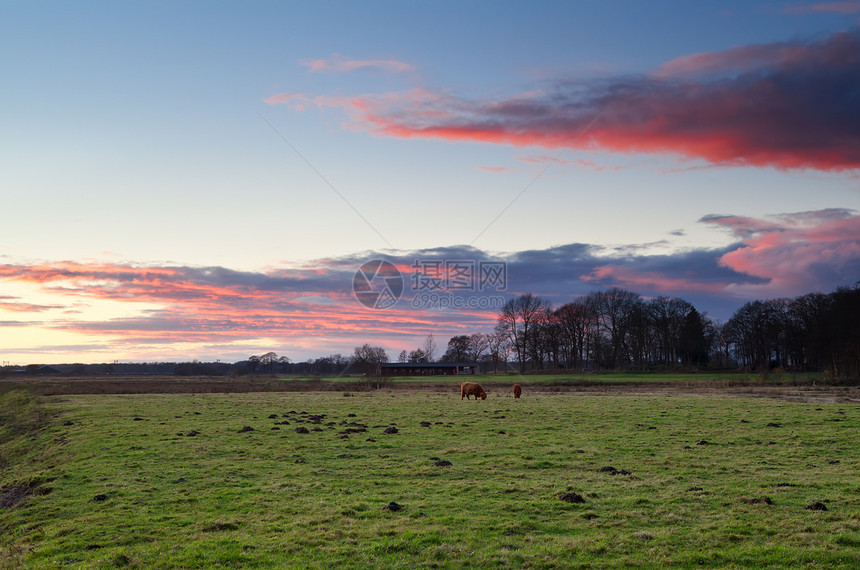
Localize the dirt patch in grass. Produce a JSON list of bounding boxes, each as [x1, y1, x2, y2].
[[0, 485, 31, 508], [559, 492, 586, 503], [0, 480, 51, 509], [745, 497, 774, 505]]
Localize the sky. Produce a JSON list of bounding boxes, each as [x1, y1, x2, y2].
[[1, 1, 858, 365]]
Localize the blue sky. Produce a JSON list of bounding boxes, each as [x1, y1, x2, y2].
[[1, 1, 858, 363]]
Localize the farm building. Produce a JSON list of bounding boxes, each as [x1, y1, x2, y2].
[[379, 362, 479, 376]]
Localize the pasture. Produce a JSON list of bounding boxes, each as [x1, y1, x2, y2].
[[1, 385, 859, 568]]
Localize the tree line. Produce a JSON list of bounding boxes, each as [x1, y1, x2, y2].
[[239, 284, 858, 378], [492, 286, 859, 377]]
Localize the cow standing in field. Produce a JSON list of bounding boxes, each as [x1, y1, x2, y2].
[[513, 384, 522, 398], [460, 382, 487, 400]]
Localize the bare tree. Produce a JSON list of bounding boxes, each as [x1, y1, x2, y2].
[[422, 334, 437, 362], [468, 333, 490, 362], [497, 293, 547, 373], [352, 344, 389, 376], [587, 288, 641, 369], [487, 329, 510, 373], [554, 300, 595, 370], [442, 335, 470, 362], [647, 296, 694, 367], [331, 353, 350, 376], [526, 304, 554, 369], [785, 292, 829, 372], [260, 352, 278, 373], [726, 300, 786, 370], [407, 348, 429, 363]]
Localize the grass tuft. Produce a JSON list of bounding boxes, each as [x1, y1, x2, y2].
[[0, 389, 50, 438]]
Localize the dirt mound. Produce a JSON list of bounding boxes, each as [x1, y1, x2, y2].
[[805, 501, 828, 511], [0, 485, 31, 509], [599, 466, 633, 476], [559, 492, 585, 503], [745, 497, 773, 505]]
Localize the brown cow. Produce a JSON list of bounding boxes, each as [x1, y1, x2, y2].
[[513, 384, 522, 398], [460, 382, 487, 400]]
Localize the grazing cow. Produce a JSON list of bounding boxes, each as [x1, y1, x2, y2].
[[513, 384, 522, 398], [460, 382, 487, 400]]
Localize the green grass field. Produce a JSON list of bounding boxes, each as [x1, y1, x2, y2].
[[2, 387, 858, 568]]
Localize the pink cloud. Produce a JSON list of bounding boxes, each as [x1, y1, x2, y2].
[[705, 209, 860, 297], [3, 220, 857, 361], [477, 165, 516, 173], [0, 260, 499, 355], [0, 296, 64, 313], [576, 209, 860, 300], [517, 156, 622, 172], [263, 92, 308, 106], [299, 53, 414, 73], [269, 30, 860, 172]]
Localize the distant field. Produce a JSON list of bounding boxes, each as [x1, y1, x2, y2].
[[361, 371, 821, 385], [276, 371, 819, 384], [2, 387, 858, 568], [0, 371, 833, 396]]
